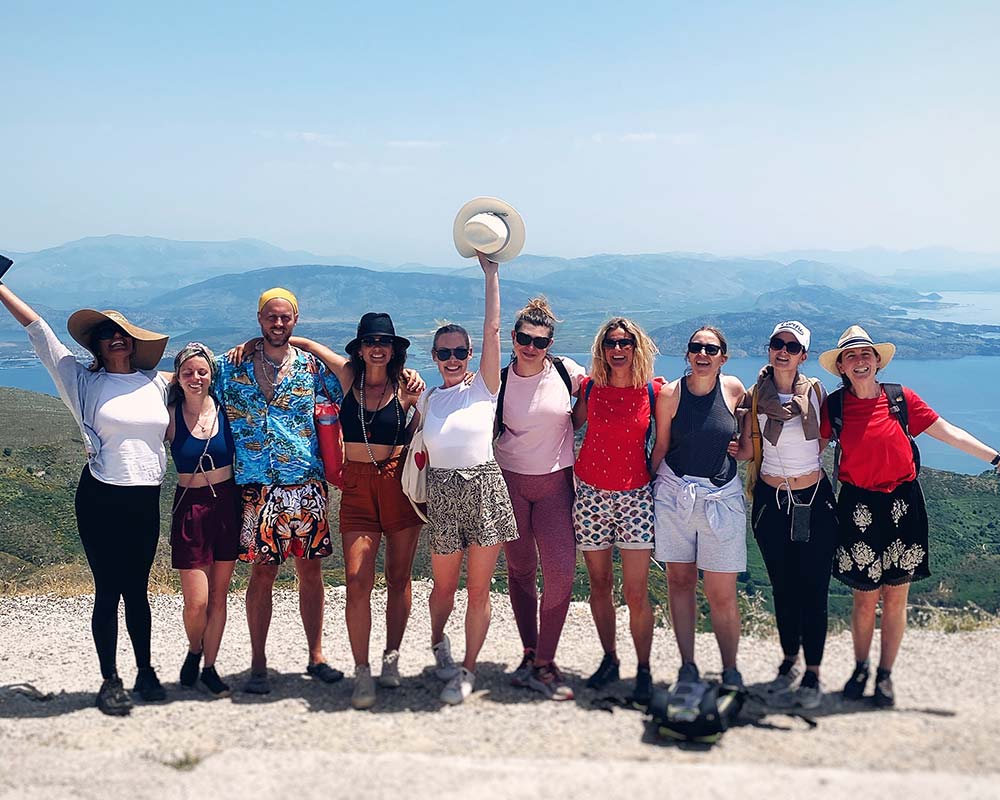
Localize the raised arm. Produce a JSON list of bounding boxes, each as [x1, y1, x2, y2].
[[477, 252, 502, 394], [924, 417, 1000, 472], [0, 283, 41, 327]]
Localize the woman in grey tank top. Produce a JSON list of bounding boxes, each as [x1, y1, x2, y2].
[[648, 326, 748, 692]]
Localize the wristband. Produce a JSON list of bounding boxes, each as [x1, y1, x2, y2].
[[991, 452, 1000, 467]]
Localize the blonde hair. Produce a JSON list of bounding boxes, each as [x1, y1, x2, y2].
[[514, 296, 560, 335], [589, 317, 658, 388]]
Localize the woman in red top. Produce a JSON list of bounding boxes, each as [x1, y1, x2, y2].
[[819, 326, 1000, 707], [572, 317, 663, 704]]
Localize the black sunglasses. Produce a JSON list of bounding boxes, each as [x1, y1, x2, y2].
[[434, 346, 470, 361], [361, 336, 393, 347], [769, 336, 804, 355], [602, 338, 635, 350], [93, 322, 128, 341], [514, 331, 553, 349], [688, 342, 723, 356]]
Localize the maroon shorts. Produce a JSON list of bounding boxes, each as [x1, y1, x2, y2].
[[340, 455, 424, 535], [170, 478, 241, 569]]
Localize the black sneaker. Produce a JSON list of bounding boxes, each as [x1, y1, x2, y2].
[[96, 674, 132, 717], [633, 665, 653, 706], [842, 660, 870, 701], [585, 653, 620, 689], [133, 667, 167, 702], [180, 650, 202, 688], [873, 669, 895, 708], [199, 666, 231, 698]]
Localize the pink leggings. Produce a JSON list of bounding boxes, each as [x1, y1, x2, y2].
[[500, 467, 577, 664]]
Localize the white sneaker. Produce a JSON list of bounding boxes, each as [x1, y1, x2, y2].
[[440, 667, 475, 705], [431, 635, 460, 681], [351, 664, 376, 710], [378, 649, 402, 688]]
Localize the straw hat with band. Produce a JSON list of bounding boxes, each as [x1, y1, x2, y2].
[[345, 312, 411, 355], [818, 325, 896, 377], [453, 196, 526, 263], [67, 309, 169, 371]]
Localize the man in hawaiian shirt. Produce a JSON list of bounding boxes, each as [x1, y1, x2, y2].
[[215, 287, 345, 694]]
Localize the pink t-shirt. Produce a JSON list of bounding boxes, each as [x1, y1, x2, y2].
[[493, 357, 586, 475]]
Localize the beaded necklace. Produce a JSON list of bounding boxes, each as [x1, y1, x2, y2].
[[358, 369, 402, 471]]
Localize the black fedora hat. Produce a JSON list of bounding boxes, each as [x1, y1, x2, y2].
[[345, 312, 410, 355]]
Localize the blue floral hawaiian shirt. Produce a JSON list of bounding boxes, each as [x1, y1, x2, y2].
[[215, 349, 343, 486]]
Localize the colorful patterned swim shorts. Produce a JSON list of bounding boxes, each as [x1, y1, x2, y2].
[[239, 480, 332, 565], [573, 478, 654, 551]]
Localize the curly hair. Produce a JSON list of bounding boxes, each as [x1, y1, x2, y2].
[[589, 317, 658, 388]]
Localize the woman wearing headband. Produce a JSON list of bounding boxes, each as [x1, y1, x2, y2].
[[735, 321, 836, 709], [167, 343, 239, 698], [819, 325, 1000, 707], [0, 280, 171, 716]]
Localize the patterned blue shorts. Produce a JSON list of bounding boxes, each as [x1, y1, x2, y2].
[[573, 478, 654, 551]]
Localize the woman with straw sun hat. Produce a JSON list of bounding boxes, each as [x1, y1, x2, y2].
[[0, 277, 172, 717], [819, 325, 1000, 708]]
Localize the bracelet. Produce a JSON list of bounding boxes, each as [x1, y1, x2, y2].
[[991, 452, 1000, 467]]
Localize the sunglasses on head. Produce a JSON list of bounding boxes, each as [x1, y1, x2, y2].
[[769, 336, 804, 355], [434, 346, 470, 361], [93, 322, 128, 341], [687, 342, 723, 356], [514, 331, 552, 349], [602, 338, 635, 350], [361, 336, 393, 347]]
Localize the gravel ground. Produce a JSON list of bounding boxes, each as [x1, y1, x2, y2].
[[1, 584, 998, 799]]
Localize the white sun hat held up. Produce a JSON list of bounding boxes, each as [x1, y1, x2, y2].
[[453, 196, 526, 263]]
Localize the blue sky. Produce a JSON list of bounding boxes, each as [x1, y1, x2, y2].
[[2, 1, 998, 263]]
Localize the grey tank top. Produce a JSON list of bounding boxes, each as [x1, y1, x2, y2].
[[665, 377, 738, 486]]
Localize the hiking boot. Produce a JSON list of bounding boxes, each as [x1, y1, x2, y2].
[[180, 650, 202, 688], [431, 634, 460, 681], [243, 672, 271, 695], [763, 658, 800, 695], [440, 667, 476, 705], [676, 661, 700, 685], [133, 667, 167, 702], [199, 666, 231, 698], [842, 660, 870, 701], [874, 669, 895, 708], [585, 653, 620, 690], [96, 674, 132, 717], [378, 649, 401, 688], [526, 662, 574, 701], [721, 667, 745, 691], [793, 672, 822, 710], [633, 665, 654, 706], [306, 661, 345, 684], [510, 648, 536, 688], [352, 664, 377, 710]]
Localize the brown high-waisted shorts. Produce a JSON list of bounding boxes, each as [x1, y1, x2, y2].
[[339, 454, 424, 535]]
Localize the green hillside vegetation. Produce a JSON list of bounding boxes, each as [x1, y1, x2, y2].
[[2, 387, 998, 631]]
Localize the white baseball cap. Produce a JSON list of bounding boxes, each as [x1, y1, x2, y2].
[[769, 320, 811, 351]]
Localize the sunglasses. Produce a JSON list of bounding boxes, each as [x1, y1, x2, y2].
[[687, 342, 723, 356], [514, 331, 553, 349], [434, 346, 470, 361], [361, 336, 393, 347], [602, 338, 636, 350], [93, 322, 128, 341], [769, 337, 804, 355]]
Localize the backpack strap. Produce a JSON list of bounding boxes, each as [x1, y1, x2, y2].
[[882, 383, 921, 476], [495, 357, 573, 439], [585, 376, 594, 402], [827, 387, 845, 488], [744, 386, 762, 499], [645, 381, 656, 460], [550, 356, 573, 395]]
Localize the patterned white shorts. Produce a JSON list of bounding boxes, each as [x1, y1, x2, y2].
[[573, 478, 654, 551]]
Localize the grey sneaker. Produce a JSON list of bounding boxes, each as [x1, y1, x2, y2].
[[763, 661, 801, 695], [351, 664, 377, 710], [721, 667, 745, 691], [794, 682, 823, 710], [432, 635, 460, 681], [378, 649, 401, 688], [526, 662, 574, 701], [510, 649, 535, 688], [440, 667, 476, 705]]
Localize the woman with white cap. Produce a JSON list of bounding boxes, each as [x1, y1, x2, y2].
[[819, 325, 1000, 707], [0, 278, 172, 716], [735, 320, 836, 709]]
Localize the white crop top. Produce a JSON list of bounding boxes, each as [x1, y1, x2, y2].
[[759, 390, 823, 479], [419, 371, 498, 470]]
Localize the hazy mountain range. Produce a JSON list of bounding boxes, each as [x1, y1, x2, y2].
[[2, 235, 999, 359]]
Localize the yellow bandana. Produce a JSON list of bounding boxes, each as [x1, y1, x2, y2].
[[257, 287, 299, 314]]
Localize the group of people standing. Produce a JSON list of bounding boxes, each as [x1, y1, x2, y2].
[[2, 245, 999, 718]]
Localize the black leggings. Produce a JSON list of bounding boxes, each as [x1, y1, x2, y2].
[[75, 465, 161, 680], [752, 475, 838, 666]]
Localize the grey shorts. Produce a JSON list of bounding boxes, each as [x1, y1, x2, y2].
[[425, 461, 518, 555]]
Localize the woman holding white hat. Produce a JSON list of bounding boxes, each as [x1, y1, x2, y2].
[[819, 325, 1000, 707], [735, 320, 837, 709], [0, 277, 172, 716]]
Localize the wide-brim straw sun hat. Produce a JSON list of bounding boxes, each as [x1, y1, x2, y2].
[[67, 309, 169, 371], [818, 325, 896, 376], [453, 196, 526, 263]]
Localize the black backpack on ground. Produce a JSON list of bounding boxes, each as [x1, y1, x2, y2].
[[647, 681, 745, 745], [826, 382, 920, 487], [495, 356, 573, 438]]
